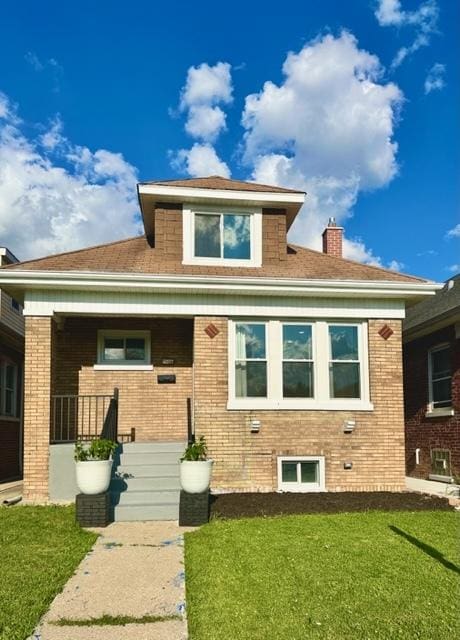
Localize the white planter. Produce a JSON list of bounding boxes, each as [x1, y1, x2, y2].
[[76, 459, 113, 495], [180, 460, 213, 494]]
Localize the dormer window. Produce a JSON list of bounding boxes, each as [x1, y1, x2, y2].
[[183, 205, 262, 267]]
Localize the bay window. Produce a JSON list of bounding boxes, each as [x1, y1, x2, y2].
[[229, 319, 370, 410]]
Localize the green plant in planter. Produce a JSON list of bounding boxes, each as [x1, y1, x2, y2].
[[181, 436, 208, 461], [74, 438, 117, 462]]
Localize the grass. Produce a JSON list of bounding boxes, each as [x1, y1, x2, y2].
[[0, 505, 97, 640], [52, 614, 180, 626], [185, 511, 460, 640]]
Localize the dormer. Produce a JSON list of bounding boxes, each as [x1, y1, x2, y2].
[[137, 176, 305, 268]]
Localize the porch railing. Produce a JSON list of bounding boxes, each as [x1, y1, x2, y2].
[[51, 388, 134, 444]]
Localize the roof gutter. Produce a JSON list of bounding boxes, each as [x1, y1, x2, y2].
[[0, 269, 442, 300]]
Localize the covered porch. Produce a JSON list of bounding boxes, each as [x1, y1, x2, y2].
[[23, 314, 195, 502]]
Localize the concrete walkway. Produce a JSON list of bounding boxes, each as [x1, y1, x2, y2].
[[405, 476, 460, 506], [33, 521, 194, 640]]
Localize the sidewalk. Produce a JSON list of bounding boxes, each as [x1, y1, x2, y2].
[[32, 521, 194, 640]]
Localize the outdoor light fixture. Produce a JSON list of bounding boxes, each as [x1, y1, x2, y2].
[[343, 462, 353, 470], [250, 419, 261, 433], [343, 419, 356, 433]]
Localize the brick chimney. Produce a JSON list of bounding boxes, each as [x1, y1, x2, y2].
[[322, 217, 343, 258]]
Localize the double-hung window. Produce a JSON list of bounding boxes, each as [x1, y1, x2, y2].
[[282, 324, 314, 398], [235, 323, 267, 397], [96, 331, 152, 369], [328, 325, 361, 399], [428, 345, 452, 411], [229, 320, 370, 410], [0, 360, 19, 417], [183, 206, 262, 267]]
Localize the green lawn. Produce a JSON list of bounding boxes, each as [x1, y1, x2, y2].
[[185, 511, 460, 640], [0, 505, 97, 640]]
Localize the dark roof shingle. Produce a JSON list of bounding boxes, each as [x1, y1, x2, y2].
[[139, 175, 305, 195], [2, 235, 429, 284]]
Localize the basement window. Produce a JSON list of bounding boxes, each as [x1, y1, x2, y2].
[[277, 456, 325, 492], [95, 331, 152, 370]]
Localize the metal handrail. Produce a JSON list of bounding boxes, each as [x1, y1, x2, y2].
[[51, 388, 120, 443]]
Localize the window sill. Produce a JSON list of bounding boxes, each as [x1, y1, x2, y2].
[[425, 408, 455, 419], [428, 474, 455, 483], [93, 364, 153, 371], [0, 415, 20, 422], [227, 399, 374, 411], [182, 257, 261, 268]]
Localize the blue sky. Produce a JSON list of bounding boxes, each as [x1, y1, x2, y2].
[[0, 0, 458, 281]]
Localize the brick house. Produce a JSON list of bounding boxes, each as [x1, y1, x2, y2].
[[0, 247, 24, 482], [0, 176, 439, 518], [403, 274, 459, 483]]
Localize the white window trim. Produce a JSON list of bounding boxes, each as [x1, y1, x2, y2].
[[277, 456, 326, 492], [427, 343, 452, 414], [182, 203, 262, 267], [228, 319, 372, 411], [96, 330, 152, 369]]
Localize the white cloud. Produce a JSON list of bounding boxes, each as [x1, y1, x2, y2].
[[0, 92, 141, 261], [447, 264, 460, 273], [39, 115, 65, 150], [172, 62, 233, 174], [24, 52, 64, 92], [171, 143, 230, 178], [446, 223, 460, 238], [241, 31, 403, 266], [375, 0, 439, 68], [180, 62, 232, 109], [184, 105, 227, 142], [424, 63, 446, 93]]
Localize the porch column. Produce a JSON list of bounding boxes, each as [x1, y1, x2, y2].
[[23, 316, 56, 502]]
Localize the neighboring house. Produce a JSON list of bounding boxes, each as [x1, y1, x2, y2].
[[0, 247, 24, 482], [0, 176, 440, 518], [403, 274, 459, 483]]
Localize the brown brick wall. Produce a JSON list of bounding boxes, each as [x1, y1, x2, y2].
[[0, 419, 21, 480], [54, 317, 193, 442], [23, 316, 56, 502], [403, 325, 460, 479], [194, 317, 406, 492]]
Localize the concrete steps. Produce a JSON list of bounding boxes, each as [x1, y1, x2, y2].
[[110, 441, 184, 521]]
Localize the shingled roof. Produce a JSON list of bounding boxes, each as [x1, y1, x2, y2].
[[139, 175, 305, 195], [2, 235, 428, 284], [404, 274, 460, 333]]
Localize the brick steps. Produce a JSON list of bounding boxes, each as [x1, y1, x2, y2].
[[110, 441, 185, 521]]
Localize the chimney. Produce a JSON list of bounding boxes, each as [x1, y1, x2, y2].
[[322, 217, 343, 258]]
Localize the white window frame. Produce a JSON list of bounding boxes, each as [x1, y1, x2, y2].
[[228, 319, 372, 411], [281, 321, 316, 399], [277, 456, 325, 492], [427, 343, 452, 415], [234, 321, 269, 399], [182, 204, 262, 267], [0, 359, 18, 418], [327, 322, 365, 402], [95, 330, 153, 370]]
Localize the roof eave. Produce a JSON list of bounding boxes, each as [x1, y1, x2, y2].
[[0, 269, 442, 302], [137, 184, 306, 236]]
